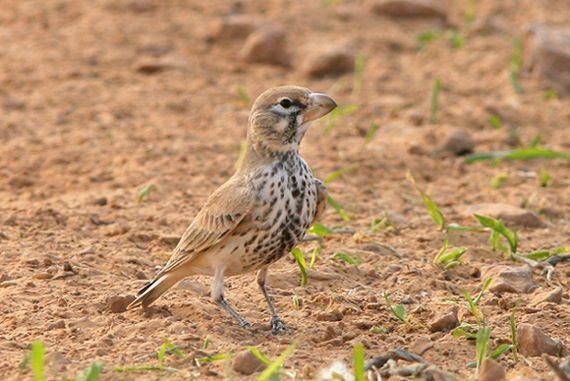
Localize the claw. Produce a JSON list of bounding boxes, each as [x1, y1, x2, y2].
[[270, 316, 291, 334]]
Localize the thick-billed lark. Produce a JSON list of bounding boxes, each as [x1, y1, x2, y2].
[[127, 86, 337, 333]]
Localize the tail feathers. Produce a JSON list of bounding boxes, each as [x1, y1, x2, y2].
[[127, 274, 183, 310]]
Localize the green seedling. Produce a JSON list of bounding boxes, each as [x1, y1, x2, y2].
[[383, 291, 406, 323], [137, 183, 154, 203], [475, 326, 492, 375], [454, 322, 479, 339], [195, 353, 231, 365], [308, 223, 336, 237], [69, 362, 104, 381], [474, 214, 517, 256], [369, 325, 387, 334], [465, 147, 570, 164], [310, 247, 321, 268], [113, 365, 179, 373], [407, 171, 445, 230], [511, 298, 522, 362], [291, 248, 308, 286], [489, 116, 502, 129], [466, 342, 512, 369], [434, 235, 467, 269], [203, 337, 210, 350], [464, 0, 475, 36], [16, 351, 32, 381], [236, 85, 249, 106], [328, 195, 351, 221], [158, 338, 186, 367], [354, 344, 365, 381], [489, 173, 509, 189], [31, 341, 44, 381], [293, 295, 300, 310], [255, 338, 300, 381], [516, 246, 568, 261], [364, 122, 379, 146], [330, 252, 360, 267], [509, 37, 523, 94], [544, 89, 559, 99], [531, 133, 542, 148], [540, 167, 551, 187], [448, 30, 464, 48], [446, 223, 484, 233], [324, 105, 360, 135], [430, 77, 441, 124], [353, 53, 365, 97], [325, 165, 357, 184], [462, 279, 491, 327], [416, 29, 443, 43]]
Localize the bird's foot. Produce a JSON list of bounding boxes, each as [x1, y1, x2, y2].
[[238, 318, 252, 329], [270, 316, 291, 334]]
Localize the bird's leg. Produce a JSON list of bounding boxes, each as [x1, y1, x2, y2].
[[212, 266, 251, 328], [256, 267, 289, 334]]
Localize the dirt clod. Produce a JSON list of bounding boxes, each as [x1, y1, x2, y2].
[[516, 323, 563, 357], [240, 27, 291, 67], [231, 349, 267, 375]]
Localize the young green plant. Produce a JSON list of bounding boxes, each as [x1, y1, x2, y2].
[[407, 171, 445, 230], [383, 291, 406, 323], [430, 77, 441, 124]]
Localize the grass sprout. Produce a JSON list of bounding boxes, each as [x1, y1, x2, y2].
[[383, 291, 406, 323], [255, 338, 300, 381], [540, 167, 552, 187], [364, 122, 379, 145], [465, 147, 570, 164], [430, 77, 441, 124], [475, 326, 492, 375], [511, 298, 522, 362], [325, 165, 357, 184], [509, 37, 523, 94], [474, 214, 517, 256], [291, 248, 308, 286], [407, 171, 445, 230], [308, 223, 336, 237], [31, 341, 45, 381], [310, 247, 321, 268], [293, 295, 300, 310], [354, 344, 365, 381], [489, 115, 502, 129], [236, 85, 249, 106], [330, 252, 360, 267], [137, 183, 154, 203], [328, 195, 351, 221], [353, 53, 365, 97], [324, 105, 360, 135]]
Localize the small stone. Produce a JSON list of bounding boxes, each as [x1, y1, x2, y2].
[[134, 56, 189, 74], [0, 280, 17, 287], [33, 273, 54, 280], [371, 0, 447, 19], [78, 246, 95, 255], [106, 295, 136, 313], [427, 305, 459, 332], [410, 337, 434, 356], [52, 271, 76, 280], [2, 95, 26, 110], [46, 265, 60, 274], [158, 234, 181, 249], [540, 207, 563, 219], [231, 349, 267, 375], [526, 24, 570, 96], [434, 130, 475, 156], [4, 214, 17, 226], [214, 15, 258, 40], [516, 323, 563, 357], [134, 270, 148, 280], [240, 27, 291, 67], [91, 197, 108, 206], [47, 320, 66, 330], [300, 44, 355, 77], [481, 265, 536, 294], [45, 352, 69, 365], [531, 287, 563, 306], [95, 349, 108, 356], [9, 175, 35, 188], [322, 326, 341, 341], [128, 0, 155, 12], [63, 262, 74, 272], [478, 358, 506, 381], [316, 308, 344, 322], [463, 203, 547, 228]]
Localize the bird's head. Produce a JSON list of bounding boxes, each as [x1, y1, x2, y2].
[[246, 86, 337, 156]]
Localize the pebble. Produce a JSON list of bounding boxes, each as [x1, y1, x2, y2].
[[530, 287, 563, 306], [78, 246, 95, 255], [52, 271, 76, 280], [240, 27, 291, 67], [371, 0, 447, 19], [2, 95, 26, 110], [427, 305, 459, 332], [481, 265, 537, 294], [91, 197, 108, 206], [214, 15, 258, 40], [9, 175, 35, 188], [478, 358, 506, 381], [47, 320, 66, 330], [231, 349, 267, 375], [526, 24, 570, 96], [133, 56, 189, 74], [300, 44, 355, 77], [516, 323, 563, 357], [463, 203, 547, 228], [316, 308, 344, 322], [433, 130, 475, 156], [106, 295, 136, 313]]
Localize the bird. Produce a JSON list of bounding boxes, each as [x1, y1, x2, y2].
[[127, 86, 337, 334]]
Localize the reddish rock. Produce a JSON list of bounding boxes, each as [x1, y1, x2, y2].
[[516, 323, 563, 357], [240, 27, 291, 67], [481, 265, 537, 294], [371, 0, 447, 19]]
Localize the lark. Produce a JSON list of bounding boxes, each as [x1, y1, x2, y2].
[[127, 86, 337, 333]]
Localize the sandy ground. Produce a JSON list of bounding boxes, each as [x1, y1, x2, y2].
[[1, 0, 570, 380]]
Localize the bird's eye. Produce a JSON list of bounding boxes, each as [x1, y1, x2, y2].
[[279, 98, 293, 109]]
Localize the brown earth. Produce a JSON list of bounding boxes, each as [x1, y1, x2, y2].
[[1, 0, 570, 380]]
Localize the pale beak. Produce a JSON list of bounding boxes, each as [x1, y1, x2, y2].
[[303, 93, 338, 123]]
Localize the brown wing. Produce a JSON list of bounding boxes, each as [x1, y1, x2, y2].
[[156, 177, 253, 276], [312, 178, 328, 225]]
